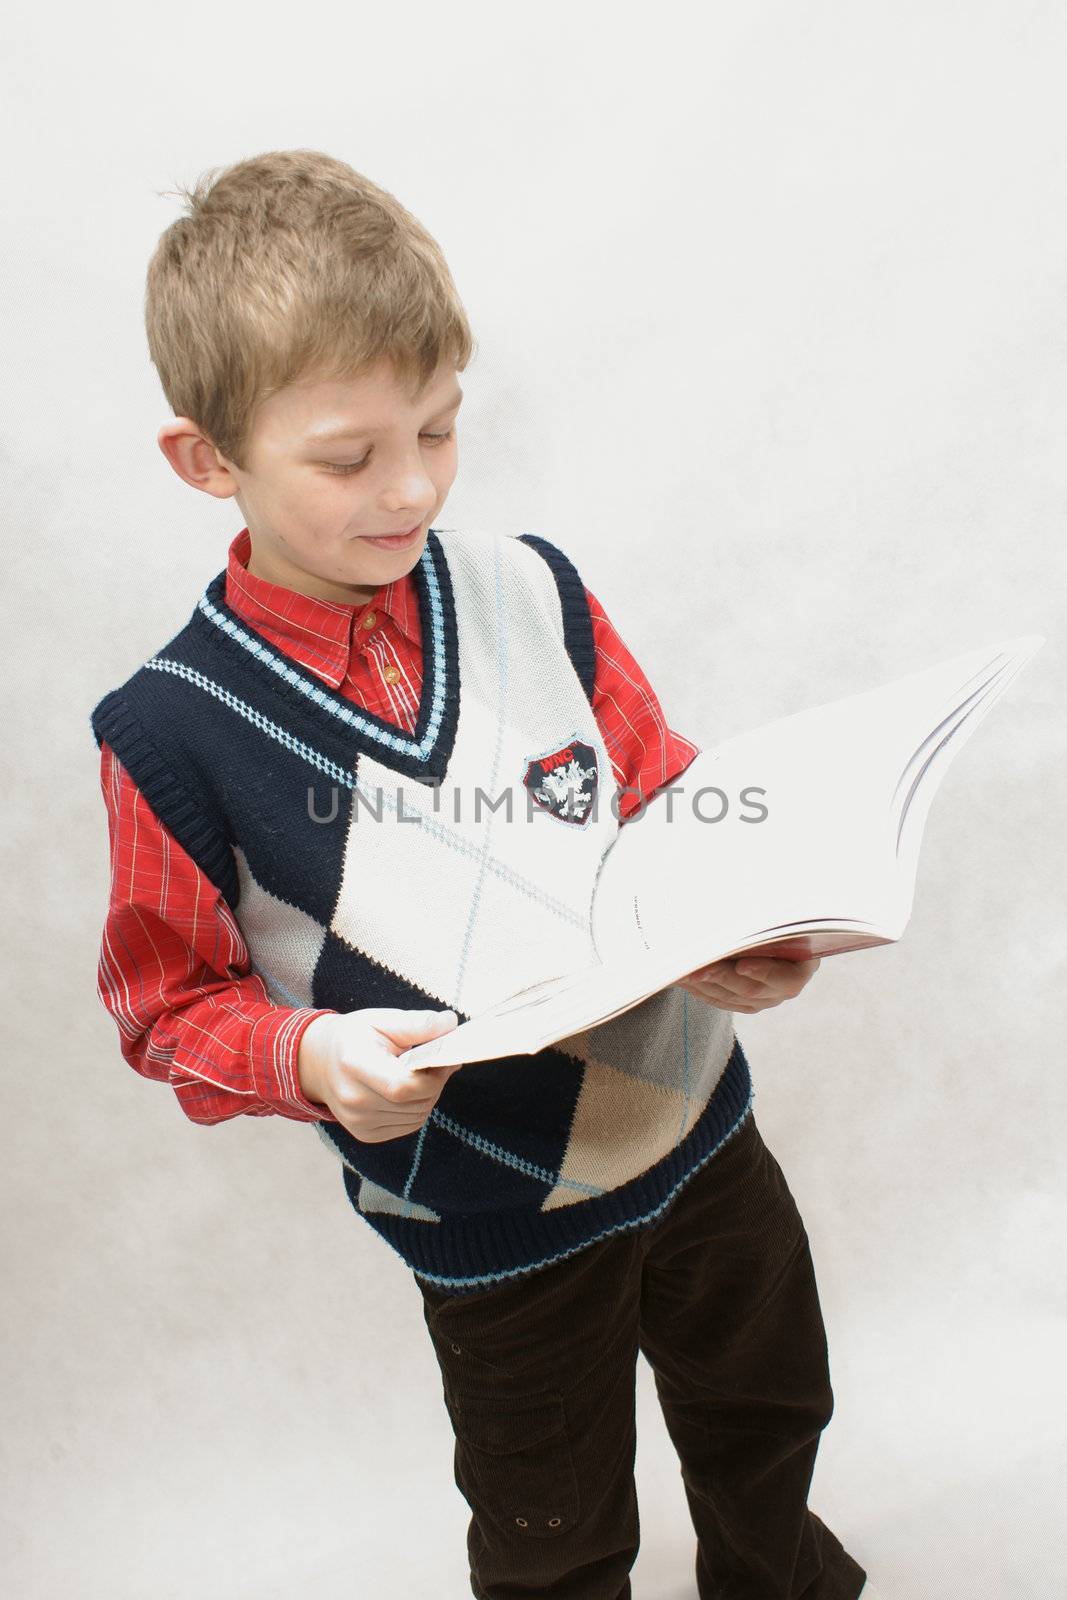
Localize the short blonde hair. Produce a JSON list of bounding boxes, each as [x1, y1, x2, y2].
[[145, 148, 475, 470]]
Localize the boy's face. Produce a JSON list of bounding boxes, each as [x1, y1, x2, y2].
[[161, 358, 462, 607]]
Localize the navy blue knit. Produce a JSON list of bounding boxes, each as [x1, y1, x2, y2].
[[90, 528, 753, 1293], [516, 533, 597, 704]]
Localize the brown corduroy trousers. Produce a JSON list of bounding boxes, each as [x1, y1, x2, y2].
[[415, 1108, 867, 1600]]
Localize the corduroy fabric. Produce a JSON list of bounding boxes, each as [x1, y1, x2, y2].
[[417, 1109, 867, 1599]]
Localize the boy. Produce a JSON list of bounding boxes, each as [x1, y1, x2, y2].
[[91, 149, 868, 1599]]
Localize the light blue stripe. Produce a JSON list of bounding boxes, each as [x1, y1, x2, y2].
[[414, 1093, 755, 1292], [430, 1110, 607, 1196], [249, 960, 306, 1011], [415, 808, 587, 928], [197, 543, 447, 760], [401, 1120, 433, 1218], [144, 657, 588, 931], [144, 659, 357, 785], [453, 536, 509, 1005]]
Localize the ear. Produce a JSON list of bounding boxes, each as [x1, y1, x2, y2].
[[157, 418, 239, 500]]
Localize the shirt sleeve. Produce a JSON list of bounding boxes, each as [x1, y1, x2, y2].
[[96, 739, 338, 1126], [584, 586, 701, 821]]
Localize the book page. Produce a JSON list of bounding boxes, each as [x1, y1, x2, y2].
[[591, 634, 1045, 968], [590, 736, 902, 967], [398, 634, 1044, 1074]]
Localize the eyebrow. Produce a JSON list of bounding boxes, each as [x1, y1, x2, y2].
[[305, 387, 464, 446]]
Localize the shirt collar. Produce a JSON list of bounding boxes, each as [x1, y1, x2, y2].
[[223, 526, 422, 688]]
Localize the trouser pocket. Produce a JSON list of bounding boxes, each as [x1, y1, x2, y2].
[[445, 1389, 581, 1540]]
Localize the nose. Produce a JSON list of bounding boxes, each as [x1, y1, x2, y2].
[[378, 455, 440, 518], [377, 438, 441, 499]]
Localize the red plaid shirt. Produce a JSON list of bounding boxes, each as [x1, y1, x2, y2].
[[96, 528, 700, 1126]]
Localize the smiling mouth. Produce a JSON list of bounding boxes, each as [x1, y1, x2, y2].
[[358, 523, 422, 545]]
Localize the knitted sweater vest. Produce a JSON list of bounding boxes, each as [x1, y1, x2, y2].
[[90, 527, 752, 1293]]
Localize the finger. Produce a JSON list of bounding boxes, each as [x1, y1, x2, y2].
[[679, 979, 752, 1008], [374, 1010, 459, 1050], [736, 956, 820, 985], [763, 959, 819, 996], [362, 1118, 428, 1143], [694, 960, 742, 983], [358, 1044, 452, 1104], [731, 958, 781, 986], [685, 966, 767, 999], [374, 1094, 440, 1126], [719, 970, 776, 998], [725, 966, 799, 1001], [697, 977, 784, 1012]]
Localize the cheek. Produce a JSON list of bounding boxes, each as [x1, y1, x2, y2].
[[433, 447, 459, 492], [275, 487, 350, 550], [306, 480, 365, 526]]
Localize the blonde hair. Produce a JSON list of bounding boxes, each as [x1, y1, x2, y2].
[[145, 148, 475, 470]]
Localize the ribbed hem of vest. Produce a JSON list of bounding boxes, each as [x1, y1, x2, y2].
[[516, 534, 597, 706], [90, 689, 238, 909], [345, 1036, 753, 1293]]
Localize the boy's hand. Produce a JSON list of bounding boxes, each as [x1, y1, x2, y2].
[[674, 956, 822, 1014], [297, 1008, 463, 1142]]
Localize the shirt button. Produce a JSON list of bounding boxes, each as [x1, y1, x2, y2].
[[362, 610, 377, 629], [382, 665, 400, 684]]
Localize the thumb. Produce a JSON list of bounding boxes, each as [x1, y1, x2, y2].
[[371, 1007, 460, 1049]]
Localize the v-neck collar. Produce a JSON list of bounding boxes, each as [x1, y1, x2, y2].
[[189, 528, 461, 783]]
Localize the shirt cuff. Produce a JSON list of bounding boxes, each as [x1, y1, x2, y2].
[[248, 1006, 339, 1120]]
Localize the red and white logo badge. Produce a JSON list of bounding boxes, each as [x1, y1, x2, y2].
[[522, 740, 599, 826]]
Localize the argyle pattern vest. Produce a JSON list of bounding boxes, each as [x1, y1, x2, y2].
[[90, 527, 752, 1293]]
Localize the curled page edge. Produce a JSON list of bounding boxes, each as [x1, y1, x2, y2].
[[399, 633, 1046, 1074]]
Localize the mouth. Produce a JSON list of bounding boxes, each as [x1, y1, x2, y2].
[[358, 523, 423, 550]]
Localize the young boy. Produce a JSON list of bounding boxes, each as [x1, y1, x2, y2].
[[90, 149, 869, 1600]]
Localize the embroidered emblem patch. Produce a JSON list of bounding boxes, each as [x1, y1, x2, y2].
[[523, 740, 599, 826]]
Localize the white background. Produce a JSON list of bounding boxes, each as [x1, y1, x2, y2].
[[2, 2, 1064, 1596]]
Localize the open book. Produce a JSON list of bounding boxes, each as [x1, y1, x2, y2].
[[400, 633, 1045, 1072]]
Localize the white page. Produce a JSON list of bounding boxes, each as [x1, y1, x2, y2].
[[592, 634, 1045, 965], [399, 634, 1043, 1073], [892, 637, 1044, 901]]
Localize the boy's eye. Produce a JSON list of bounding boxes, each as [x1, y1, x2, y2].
[[324, 428, 455, 476]]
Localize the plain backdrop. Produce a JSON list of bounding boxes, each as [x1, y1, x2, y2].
[[2, 3, 1065, 1597]]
